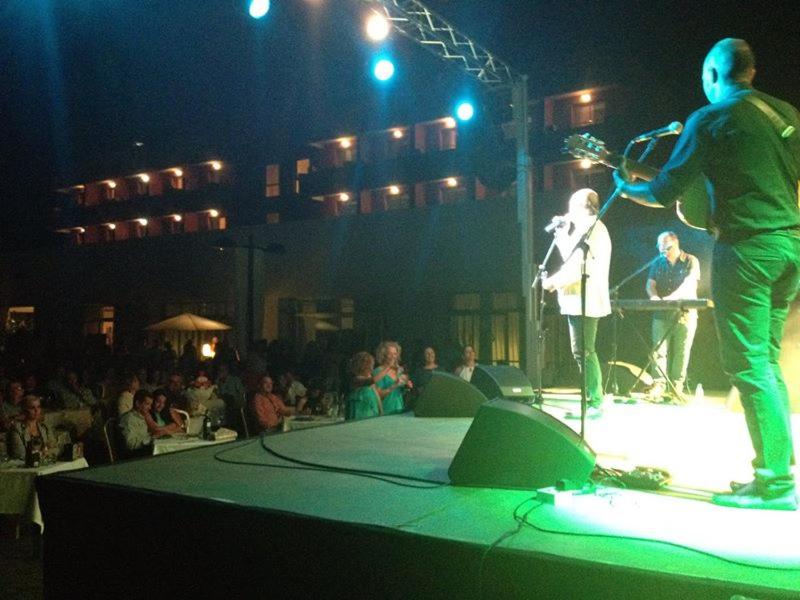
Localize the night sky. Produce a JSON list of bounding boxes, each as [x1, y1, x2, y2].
[[1, 0, 798, 247]]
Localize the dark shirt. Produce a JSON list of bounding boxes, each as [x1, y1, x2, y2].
[[648, 252, 698, 297], [650, 86, 800, 241]]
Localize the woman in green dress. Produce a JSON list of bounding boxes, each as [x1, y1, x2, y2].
[[346, 351, 382, 420], [372, 341, 412, 415]]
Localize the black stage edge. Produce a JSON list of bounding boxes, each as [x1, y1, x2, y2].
[[38, 473, 790, 600]]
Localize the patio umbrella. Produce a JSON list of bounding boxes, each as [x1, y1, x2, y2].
[[145, 313, 231, 332]]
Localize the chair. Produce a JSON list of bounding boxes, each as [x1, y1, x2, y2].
[[102, 417, 117, 463], [239, 406, 250, 439], [173, 409, 191, 432]]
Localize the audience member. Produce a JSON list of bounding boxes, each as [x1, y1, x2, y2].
[[454, 345, 477, 382], [7, 395, 53, 461], [60, 370, 97, 409], [149, 388, 184, 434], [118, 389, 162, 458], [117, 373, 141, 416], [0, 380, 24, 430], [278, 369, 308, 412], [372, 341, 411, 415], [346, 352, 382, 420], [185, 373, 226, 423], [178, 340, 199, 378], [251, 375, 294, 433], [411, 346, 441, 392]]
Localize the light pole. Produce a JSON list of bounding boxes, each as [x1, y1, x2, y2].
[[361, 0, 536, 376], [214, 235, 285, 346]]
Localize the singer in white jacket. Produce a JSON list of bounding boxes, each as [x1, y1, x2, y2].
[[543, 188, 612, 419]]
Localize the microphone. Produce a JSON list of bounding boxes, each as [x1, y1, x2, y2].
[[544, 216, 568, 234], [632, 121, 683, 143]]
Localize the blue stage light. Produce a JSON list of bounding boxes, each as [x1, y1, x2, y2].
[[456, 101, 475, 122], [248, 0, 270, 19], [373, 59, 395, 82]]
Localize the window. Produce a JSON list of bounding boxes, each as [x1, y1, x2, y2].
[[370, 187, 410, 212], [571, 101, 605, 127], [164, 217, 184, 234], [83, 305, 114, 347], [5, 306, 34, 333], [132, 221, 149, 239], [451, 293, 481, 359], [449, 292, 521, 367], [265, 164, 280, 197], [295, 159, 310, 193], [490, 293, 520, 366], [570, 163, 611, 192]]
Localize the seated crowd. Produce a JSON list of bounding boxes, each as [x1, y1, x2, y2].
[[1, 334, 474, 462]]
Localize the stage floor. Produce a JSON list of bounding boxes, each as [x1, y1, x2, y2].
[[41, 394, 800, 598]]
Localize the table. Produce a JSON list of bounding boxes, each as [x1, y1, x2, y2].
[[0, 458, 89, 529], [282, 415, 344, 432], [153, 431, 237, 456]]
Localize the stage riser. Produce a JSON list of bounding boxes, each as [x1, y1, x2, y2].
[[38, 477, 786, 600]]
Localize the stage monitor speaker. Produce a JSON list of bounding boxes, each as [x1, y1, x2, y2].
[[448, 398, 596, 489], [414, 371, 488, 418], [470, 364, 535, 402]]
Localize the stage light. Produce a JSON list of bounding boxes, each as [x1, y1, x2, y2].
[[443, 117, 456, 129], [373, 58, 395, 82], [138, 173, 150, 183], [172, 168, 183, 177], [392, 129, 403, 139], [580, 159, 593, 169], [137, 218, 148, 226], [210, 161, 222, 171], [248, 0, 270, 19], [75, 227, 85, 234], [338, 193, 350, 202], [388, 185, 400, 195], [173, 214, 182, 222], [445, 177, 458, 188], [106, 223, 116, 230], [209, 209, 220, 218], [579, 92, 593, 103], [106, 180, 117, 189], [340, 138, 352, 149], [365, 12, 390, 41], [455, 101, 475, 122]]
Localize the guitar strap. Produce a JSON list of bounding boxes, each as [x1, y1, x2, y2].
[[742, 94, 796, 139], [742, 94, 800, 206]]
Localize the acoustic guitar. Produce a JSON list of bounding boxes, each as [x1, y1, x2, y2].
[[564, 133, 711, 231]]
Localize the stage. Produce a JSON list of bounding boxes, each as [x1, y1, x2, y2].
[[38, 395, 800, 599]]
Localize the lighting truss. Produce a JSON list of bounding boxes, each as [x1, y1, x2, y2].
[[363, 0, 519, 88]]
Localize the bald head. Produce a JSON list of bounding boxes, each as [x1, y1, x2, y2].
[[702, 38, 756, 103]]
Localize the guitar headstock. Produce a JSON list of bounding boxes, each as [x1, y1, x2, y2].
[[563, 133, 611, 165]]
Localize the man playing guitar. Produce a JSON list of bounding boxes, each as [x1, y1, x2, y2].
[[613, 39, 800, 511]]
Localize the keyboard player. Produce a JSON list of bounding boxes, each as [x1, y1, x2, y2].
[[645, 231, 701, 402]]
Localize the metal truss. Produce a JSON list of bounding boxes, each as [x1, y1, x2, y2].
[[363, 0, 519, 88]]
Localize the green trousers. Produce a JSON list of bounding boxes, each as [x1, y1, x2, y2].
[[712, 230, 800, 496], [567, 315, 603, 408]]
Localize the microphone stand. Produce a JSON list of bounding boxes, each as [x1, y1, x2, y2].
[[531, 236, 559, 406], [563, 138, 639, 439], [604, 253, 662, 397]]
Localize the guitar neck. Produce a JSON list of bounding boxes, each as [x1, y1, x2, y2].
[[596, 153, 661, 182]]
